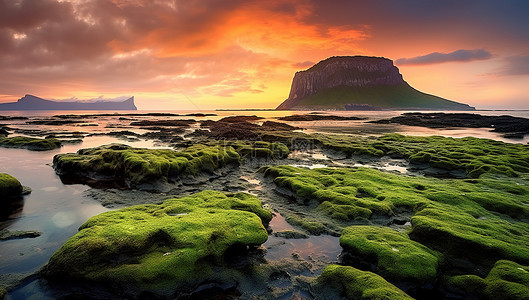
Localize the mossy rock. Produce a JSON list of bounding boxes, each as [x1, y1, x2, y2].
[[340, 226, 440, 283], [315, 265, 413, 299], [262, 131, 529, 178], [53, 143, 240, 188], [208, 140, 290, 160], [43, 191, 272, 295], [273, 229, 308, 239], [0, 136, 61, 151], [446, 260, 529, 299], [0, 173, 23, 199], [264, 166, 529, 267], [285, 214, 326, 235]]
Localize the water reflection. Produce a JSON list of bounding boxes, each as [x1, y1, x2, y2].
[[0, 135, 159, 276]]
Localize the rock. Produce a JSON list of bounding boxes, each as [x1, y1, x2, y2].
[[53, 144, 241, 190], [261, 121, 301, 131], [0, 173, 23, 199], [201, 121, 262, 140], [0, 136, 62, 151], [371, 112, 529, 138], [340, 226, 439, 283], [273, 230, 308, 239], [277, 115, 364, 121], [0, 230, 41, 241], [43, 191, 271, 297], [129, 119, 196, 127], [26, 119, 87, 125], [264, 165, 529, 270], [314, 265, 413, 299], [0, 116, 28, 120], [276, 56, 475, 111], [217, 115, 264, 123], [0, 173, 27, 219], [445, 260, 529, 299]]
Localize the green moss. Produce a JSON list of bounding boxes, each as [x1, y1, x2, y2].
[[210, 140, 290, 159], [446, 260, 529, 299], [0, 136, 61, 151], [0, 173, 22, 199], [316, 265, 413, 300], [285, 214, 326, 235], [340, 226, 440, 283], [53, 144, 240, 187], [264, 165, 529, 266], [273, 229, 308, 239], [262, 131, 529, 178], [0, 286, 5, 299], [44, 191, 271, 293]]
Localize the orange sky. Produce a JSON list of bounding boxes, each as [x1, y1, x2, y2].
[[0, 0, 528, 109]]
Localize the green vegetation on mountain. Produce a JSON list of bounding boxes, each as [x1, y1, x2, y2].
[[298, 84, 472, 110]]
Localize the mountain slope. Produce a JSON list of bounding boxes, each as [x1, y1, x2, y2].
[[276, 56, 474, 111]]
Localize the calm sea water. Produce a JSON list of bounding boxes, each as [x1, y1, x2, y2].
[[0, 109, 527, 298]]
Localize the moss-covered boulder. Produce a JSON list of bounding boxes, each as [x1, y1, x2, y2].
[[0, 136, 61, 151], [0, 173, 23, 199], [264, 166, 529, 267], [43, 191, 272, 295], [446, 260, 529, 299], [340, 226, 440, 283], [315, 265, 413, 300], [53, 143, 240, 188]]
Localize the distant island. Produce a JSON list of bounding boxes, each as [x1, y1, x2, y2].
[[276, 56, 475, 111], [0, 94, 137, 110]]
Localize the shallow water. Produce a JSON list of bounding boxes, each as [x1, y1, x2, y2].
[[1, 109, 528, 298]]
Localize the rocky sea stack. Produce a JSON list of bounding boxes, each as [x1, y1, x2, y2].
[[276, 56, 475, 111]]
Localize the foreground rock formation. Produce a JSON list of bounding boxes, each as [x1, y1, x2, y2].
[[276, 56, 475, 111], [43, 191, 271, 297]]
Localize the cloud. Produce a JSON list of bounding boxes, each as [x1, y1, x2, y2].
[[0, 0, 369, 105], [396, 49, 492, 65]]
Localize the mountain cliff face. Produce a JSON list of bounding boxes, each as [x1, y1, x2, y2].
[[0, 95, 137, 110], [276, 56, 475, 111]]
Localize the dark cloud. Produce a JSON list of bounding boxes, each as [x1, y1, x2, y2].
[[396, 49, 492, 65], [292, 61, 315, 69]]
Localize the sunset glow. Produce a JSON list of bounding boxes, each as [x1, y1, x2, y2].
[[0, 0, 528, 109]]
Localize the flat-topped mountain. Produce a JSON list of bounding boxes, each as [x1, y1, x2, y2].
[[276, 56, 475, 111], [0, 95, 137, 110]]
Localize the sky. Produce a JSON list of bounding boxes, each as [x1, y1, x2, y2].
[[0, 0, 528, 110]]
